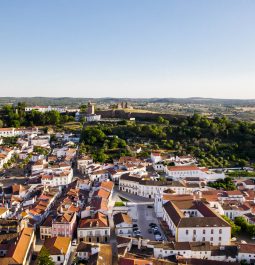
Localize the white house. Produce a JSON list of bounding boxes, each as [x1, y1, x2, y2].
[[77, 212, 110, 244], [238, 244, 255, 263], [41, 169, 73, 187], [43, 237, 71, 265], [76, 242, 99, 261], [151, 152, 162, 164], [113, 213, 133, 236]]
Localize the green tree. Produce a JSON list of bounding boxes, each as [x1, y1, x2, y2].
[[37, 246, 54, 265], [222, 215, 241, 237], [80, 104, 87, 112]]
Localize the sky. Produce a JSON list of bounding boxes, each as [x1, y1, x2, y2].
[[0, 0, 255, 99]]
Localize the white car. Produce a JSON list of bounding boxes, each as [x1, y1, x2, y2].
[[155, 234, 163, 241]]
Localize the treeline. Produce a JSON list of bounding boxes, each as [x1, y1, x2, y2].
[[80, 127, 129, 162], [207, 177, 236, 191], [0, 103, 75, 127], [80, 114, 255, 166], [223, 215, 255, 238]]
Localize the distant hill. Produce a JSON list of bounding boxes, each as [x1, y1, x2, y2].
[[0, 97, 255, 107]]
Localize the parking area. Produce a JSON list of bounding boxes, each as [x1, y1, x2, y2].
[[127, 203, 165, 241], [112, 189, 166, 241]]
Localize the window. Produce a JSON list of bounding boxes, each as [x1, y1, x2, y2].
[[202, 237, 205, 241], [193, 230, 196, 235], [210, 237, 213, 241], [203, 229, 205, 234], [211, 229, 214, 234], [219, 237, 222, 241], [219, 229, 222, 234], [57, 256, 61, 261], [186, 230, 189, 235]]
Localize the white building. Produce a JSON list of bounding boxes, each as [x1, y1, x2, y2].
[[222, 203, 251, 220], [43, 237, 71, 265], [165, 165, 225, 181], [77, 212, 110, 243], [162, 199, 231, 246], [0, 127, 38, 137], [76, 242, 99, 261], [119, 174, 192, 199], [151, 152, 162, 164], [238, 243, 255, 263], [41, 169, 73, 187], [113, 213, 133, 236], [89, 169, 109, 182]]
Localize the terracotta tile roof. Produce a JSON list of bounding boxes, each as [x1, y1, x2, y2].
[[163, 201, 183, 227], [0, 207, 8, 216], [41, 215, 53, 227], [178, 258, 239, 265], [113, 213, 132, 225], [167, 165, 200, 171], [98, 244, 112, 265], [93, 188, 110, 200], [238, 243, 255, 253], [164, 200, 230, 228], [226, 190, 243, 196], [116, 236, 132, 245], [79, 212, 109, 228], [163, 194, 194, 202], [54, 212, 75, 223], [90, 197, 108, 212], [76, 242, 98, 252], [99, 181, 114, 191], [43, 236, 71, 255], [8, 228, 34, 264]]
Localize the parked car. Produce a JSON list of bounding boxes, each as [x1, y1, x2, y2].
[[149, 223, 157, 227], [134, 230, 141, 236], [148, 228, 153, 233], [133, 224, 138, 228], [155, 234, 163, 241], [72, 239, 77, 246], [154, 230, 161, 235]]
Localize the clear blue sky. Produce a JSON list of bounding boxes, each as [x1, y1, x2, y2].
[[0, 0, 255, 98]]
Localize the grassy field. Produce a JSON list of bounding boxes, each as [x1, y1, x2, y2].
[[63, 122, 82, 131]]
